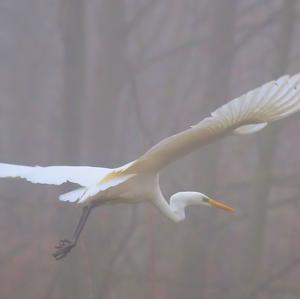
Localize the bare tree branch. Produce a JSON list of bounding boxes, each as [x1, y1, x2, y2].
[[224, 173, 300, 192], [97, 207, 138, 298], [136, 10, 278, 75], [245, 256, 300, 299], [212, 192, 300, 235], [126, 0, 161, 36]]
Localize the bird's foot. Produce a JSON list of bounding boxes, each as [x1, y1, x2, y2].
[[53, 239, 76, 260]]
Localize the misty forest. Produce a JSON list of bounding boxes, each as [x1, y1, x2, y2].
[[1, 0, 300, 298]]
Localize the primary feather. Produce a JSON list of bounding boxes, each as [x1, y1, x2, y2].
[[0, 163, 112, 187]]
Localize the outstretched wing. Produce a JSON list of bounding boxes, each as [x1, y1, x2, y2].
[[58, 172, 135, 203], [0, 163, 112, 187], [129, 74, 300, 173]]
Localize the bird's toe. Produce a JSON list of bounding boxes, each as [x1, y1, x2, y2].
[[53, 239, 76, 260]]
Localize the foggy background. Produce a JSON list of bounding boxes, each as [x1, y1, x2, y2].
[[1, 0, 300, 298]]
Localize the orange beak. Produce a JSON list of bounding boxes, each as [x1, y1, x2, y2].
[[208, 198, 235, 212]]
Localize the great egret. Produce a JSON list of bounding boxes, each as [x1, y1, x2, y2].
[[1, 74, 300, 260]]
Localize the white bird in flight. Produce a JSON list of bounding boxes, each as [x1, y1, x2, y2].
[[1, 74, 300, 259]]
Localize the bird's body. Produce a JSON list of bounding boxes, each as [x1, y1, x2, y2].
[[1, 73, 300, 259], [88, 172, 159, 206]]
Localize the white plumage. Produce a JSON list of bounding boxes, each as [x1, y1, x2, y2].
[[0, 164, 111, 186], [1, 74, 300, 259]]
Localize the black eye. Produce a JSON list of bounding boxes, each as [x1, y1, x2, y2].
[[202, 197, 209, 203]]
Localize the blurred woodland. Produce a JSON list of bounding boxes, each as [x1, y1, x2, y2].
[[1, 0, 300, 298]]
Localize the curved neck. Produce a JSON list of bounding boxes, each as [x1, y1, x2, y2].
[[153, 191, 206, 222]]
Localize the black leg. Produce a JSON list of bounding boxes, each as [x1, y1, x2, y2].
[[53, 205, 92, 260]]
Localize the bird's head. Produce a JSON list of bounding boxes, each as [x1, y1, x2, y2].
[[170, 191, 235, 215]]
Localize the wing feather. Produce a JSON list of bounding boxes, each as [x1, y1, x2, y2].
[[128, 74, 300, 173], [0, 163, 112, 187]]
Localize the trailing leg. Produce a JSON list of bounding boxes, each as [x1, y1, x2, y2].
[[53, 205, 92, 260]]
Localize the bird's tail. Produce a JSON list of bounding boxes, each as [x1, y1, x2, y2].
[[59, 187, 87, 203], [58, 173, 135, 204]]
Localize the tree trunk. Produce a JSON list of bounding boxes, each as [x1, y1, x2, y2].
[[82, 0, 130, 165], [179, 1, 237, 298], [231, 1, 296, 298], [58, 1, 86, 298]]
